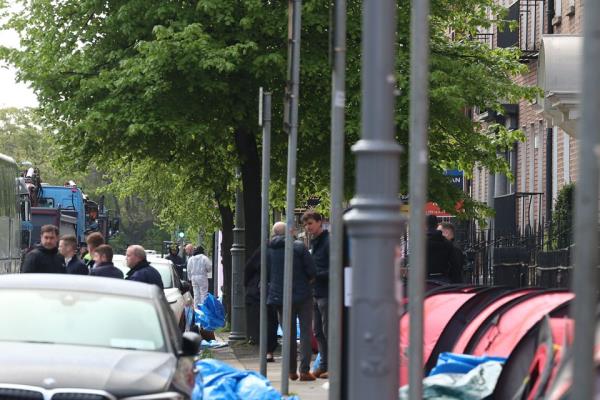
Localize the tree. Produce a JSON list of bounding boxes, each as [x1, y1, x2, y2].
[[1, 0, 535, 247]]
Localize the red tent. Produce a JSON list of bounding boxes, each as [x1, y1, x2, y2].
[[467, 291, 573, 357], [452, 289, 535, 353], [399, 291, 476, 386]]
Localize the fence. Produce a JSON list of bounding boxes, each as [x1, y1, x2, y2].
[[457, 220, 573, 288]]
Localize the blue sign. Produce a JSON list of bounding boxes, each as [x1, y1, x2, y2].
[[444, 169, 464, 190]]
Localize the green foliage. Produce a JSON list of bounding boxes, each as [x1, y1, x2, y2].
[[551, 183, 574, 249], [0, 0, 536, 225]]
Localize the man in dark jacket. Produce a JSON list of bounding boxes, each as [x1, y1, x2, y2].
[[58, 234, 88, 275], [125, 245, 164, 289], [426, 215, 459, 283], [302, 210, 330, 379], [438, 222, 464, 283], [90, 245, 124, 279], [22, 224, 65, 274], [165, 245, 185, 278], [84, 232, 104, 270], [244, 247, 279, 361], [267, 221, 317, 381]]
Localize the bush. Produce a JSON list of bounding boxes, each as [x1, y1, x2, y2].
[[551, 183, 574, 249]]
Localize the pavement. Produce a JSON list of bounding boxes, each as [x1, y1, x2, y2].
[[211, 332, 329, 400]]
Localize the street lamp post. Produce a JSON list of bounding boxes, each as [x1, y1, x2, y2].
[[343, 0, 403, 398], [229, 170, 246, 342]]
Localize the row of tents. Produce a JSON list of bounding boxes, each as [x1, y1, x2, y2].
[[399, 283, 597, 398]]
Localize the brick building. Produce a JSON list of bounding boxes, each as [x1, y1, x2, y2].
[[470, 0, 582, 237]]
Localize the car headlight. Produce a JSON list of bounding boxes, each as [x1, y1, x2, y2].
[[120, 393, 184, 400]]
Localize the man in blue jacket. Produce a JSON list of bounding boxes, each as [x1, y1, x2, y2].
[[90, 245, 124, 279], [125, 245, 164, 289], [302, 210, 330, 379], [267, 221, 317, 381]]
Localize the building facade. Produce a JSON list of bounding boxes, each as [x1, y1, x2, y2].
[[471, 0, 581, 238]]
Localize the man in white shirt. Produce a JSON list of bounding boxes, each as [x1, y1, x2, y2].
[[186, 244, 212, 308]]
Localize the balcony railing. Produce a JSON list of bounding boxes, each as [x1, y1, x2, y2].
[[497, 0, 545, 60]]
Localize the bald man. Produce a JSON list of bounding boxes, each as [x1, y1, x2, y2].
[[125, 245, 164, 289]]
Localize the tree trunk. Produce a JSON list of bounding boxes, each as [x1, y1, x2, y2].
[[218, 201, 234, 324], [234, 127, 262, 258]]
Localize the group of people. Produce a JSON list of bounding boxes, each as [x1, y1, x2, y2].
[[21, 224, 163, 289], [245, 211, 330, 382]]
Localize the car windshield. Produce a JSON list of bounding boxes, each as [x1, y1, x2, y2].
[[0, 289, 165, 351]]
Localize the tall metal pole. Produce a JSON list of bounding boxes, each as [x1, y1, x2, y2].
[[281, 0, 302, 394], [229, 169, 246, 341], [571, 0, 600, 397], [259, 92, 272, 377], [487, 173, 495, 285], [407, 0, 431, 397], [328, 0, 346, 398], [344, 0, 402, 398]]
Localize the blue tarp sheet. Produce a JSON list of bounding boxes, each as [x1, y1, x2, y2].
[[193, 359, 300, 400], [429, 353, 506, 376], [195, 293, 226, 332], [400, 361, 504, 400]]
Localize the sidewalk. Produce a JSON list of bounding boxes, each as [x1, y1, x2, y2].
[[211, 332, 328, 400]]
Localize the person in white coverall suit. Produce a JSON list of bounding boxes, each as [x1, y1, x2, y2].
[[186, 244, 212, 308]]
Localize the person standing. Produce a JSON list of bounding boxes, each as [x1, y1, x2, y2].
[[90, 245, 124, 279], [85, 232, 105, 270], [244, 247, 279, 361], [187, 244, 212, 308], [125, 245, 164, 289], [302, 210, 330, 379], [267, 221, 317, 381], [438, 222, 465, 283], [426, 215, 458, 282], [58, 234, 88, 275], [165, 244, 185, 278], [22, 225, 65, 274]]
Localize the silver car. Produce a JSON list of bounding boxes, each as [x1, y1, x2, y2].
[[0, 274, 201, 399]]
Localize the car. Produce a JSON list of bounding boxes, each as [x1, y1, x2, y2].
[[113, 255, 192, 330], [0, 273, 201, 399]]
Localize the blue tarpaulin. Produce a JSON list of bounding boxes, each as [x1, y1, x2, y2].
[[195, 293, 226, 332], [429, 353, 506, 376], [193, 359, 300, 400]]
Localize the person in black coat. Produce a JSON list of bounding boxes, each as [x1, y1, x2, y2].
[[90, 245, 124, 279], [302, 210, 330, 378], [22, 224, 65, 274], [165, 245, 186, 278], [125, 245, 164, 289], [438, 222, 465, 283], [59, 234, 89, 275], [425, 215, 459, 283], [244, 247, 279, 361], [267, 222, 317, 381]]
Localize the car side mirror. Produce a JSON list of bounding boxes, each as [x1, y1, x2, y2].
[[181, 331, 202, 356], [180, 280, 191, 294]]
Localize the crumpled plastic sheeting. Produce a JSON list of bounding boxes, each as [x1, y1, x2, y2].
[[399, 361, 504, 400], [195, 293, 226, 331], [429, 352, 506, 376], [193, 359, 300, 400]]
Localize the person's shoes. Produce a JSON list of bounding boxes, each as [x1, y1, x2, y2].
[[266, 353, 275, 362], [313, 368, 327, 378], [289, 372, 299, 381], [319, 371, 329, 379], [299, 372, 316, 381]]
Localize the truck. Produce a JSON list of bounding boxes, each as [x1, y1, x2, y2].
[[20, 167, 119, 248]]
